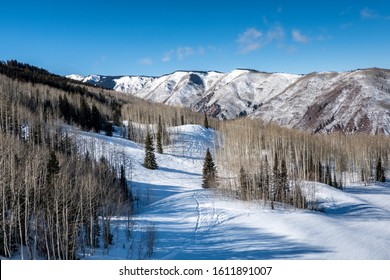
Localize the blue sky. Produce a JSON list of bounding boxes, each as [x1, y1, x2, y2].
[[1, 0, 389, 76]]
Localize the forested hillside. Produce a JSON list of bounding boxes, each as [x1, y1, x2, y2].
[[1, 61, 389, 260], [0, 60, 217, 259]]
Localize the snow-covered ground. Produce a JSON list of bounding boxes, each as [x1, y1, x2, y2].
[[74, 125, 390, 260]]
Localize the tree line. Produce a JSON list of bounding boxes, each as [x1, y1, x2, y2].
[[0, 69, 133, 259], [213, 118, 389, 209]]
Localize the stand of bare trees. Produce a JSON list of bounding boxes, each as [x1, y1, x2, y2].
[[0, 70, 133, 259], [0, 130, 131, 259], [216, 118, 389, 209]]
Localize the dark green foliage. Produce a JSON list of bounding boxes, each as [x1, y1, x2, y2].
[[0, 60, 89, 96], [59, 95, 77, 124], [203, 112, 209, 129], [239, 166, 249, 200], [280, 158, 289, 202], [144, 129, 158, 170], [307, 154, 315, 181], [156, 115, 163, 154], [325, 163, 332, 187], [47, 151, 60, 179], [332, 173, 339, 189], [119, 164, 131, 200], [318, 161, 323, 183], [91, 104, 101, 133], [202, 148, 217, 188], [105, 122, 113, 136], [111, 101, 122, 126], [376, 156, 386, 182], [79, 98, 92, 130], [272, 152, 279, 201]]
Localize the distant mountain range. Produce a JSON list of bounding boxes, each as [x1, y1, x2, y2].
[[67, 68, 390, 134]]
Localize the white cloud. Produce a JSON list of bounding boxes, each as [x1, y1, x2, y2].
[[237, 28, 263, 53], [292, 29, 309, 44], [162, 46, 205, 62], [237, 24, 285, 54], [177, 47, 195, 60], [361, 7, 390, 20], [361, 7, 378, 19], [267, 24, 285, 41], [138, 58, 152, 65], [162, 50, 174, 62]]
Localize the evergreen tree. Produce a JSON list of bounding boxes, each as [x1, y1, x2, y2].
[[376, 156, 386, 182], [239, 166, 249, 200], [79, 97, 92, 130], [47, 151, 60, 178], [144, 128, 158, 170], [318, 161, 323, 183], [332, 172, 339, 189], [91, 104, 101, 133], [264, 155, 270, 199], [156, 115, 163, 154], [273, 152, 279, 201], [325, 163, 332, 186], [120, 165, 129, 199], [104, 122, 113, 136], [203, 112, 209, 129], [280, 158, 289, 203], [46, 151, 60, 188], [202, 148, 217, 188]]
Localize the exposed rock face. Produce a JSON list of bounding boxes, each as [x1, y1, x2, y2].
[[68, 68, 390, 134]]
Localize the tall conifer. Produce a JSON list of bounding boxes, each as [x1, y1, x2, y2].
[[144, 128, 158, 170], [202, 148, 217, 188]]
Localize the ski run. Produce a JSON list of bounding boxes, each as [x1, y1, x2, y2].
[[61, 124, 390, 260]]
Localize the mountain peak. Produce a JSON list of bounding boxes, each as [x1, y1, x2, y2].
[[68, 68, 390, 135]]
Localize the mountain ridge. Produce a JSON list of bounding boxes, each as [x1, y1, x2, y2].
[[67, 67, 390, 135]]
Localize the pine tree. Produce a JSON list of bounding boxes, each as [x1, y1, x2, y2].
[[203, 112, 209, 129], [264, 155, 270, 199], [325, 163, 332, 186], [239, 166, 248, 200], [156, 115, 163, 154], [273, 152, 279, 201], [47, 151, 60, 181], [104, 122, 113, 136], [91, 104, 101, 133], [144, 128, 158, 170], [202, 148, 217, 188], [79, 97, 92, 130], [120, 165, 129, 199], [280, 158, 289, 203], [318, 161, 323, 183], [376, 156, 386, 182]]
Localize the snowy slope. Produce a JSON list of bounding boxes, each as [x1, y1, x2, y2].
[[72, 125, 390, 260], [67, 68, 390, 134]]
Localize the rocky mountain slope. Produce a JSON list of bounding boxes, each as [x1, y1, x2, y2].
[[68, 68, 390, 134]]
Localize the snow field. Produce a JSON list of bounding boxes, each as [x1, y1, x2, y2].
[[73, 124, 390, 260]]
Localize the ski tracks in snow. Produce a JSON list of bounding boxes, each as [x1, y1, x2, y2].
[[160, 189, 249, 259]]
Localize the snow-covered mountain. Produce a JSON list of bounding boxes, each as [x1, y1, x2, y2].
[[67, 68, 390, 134]]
